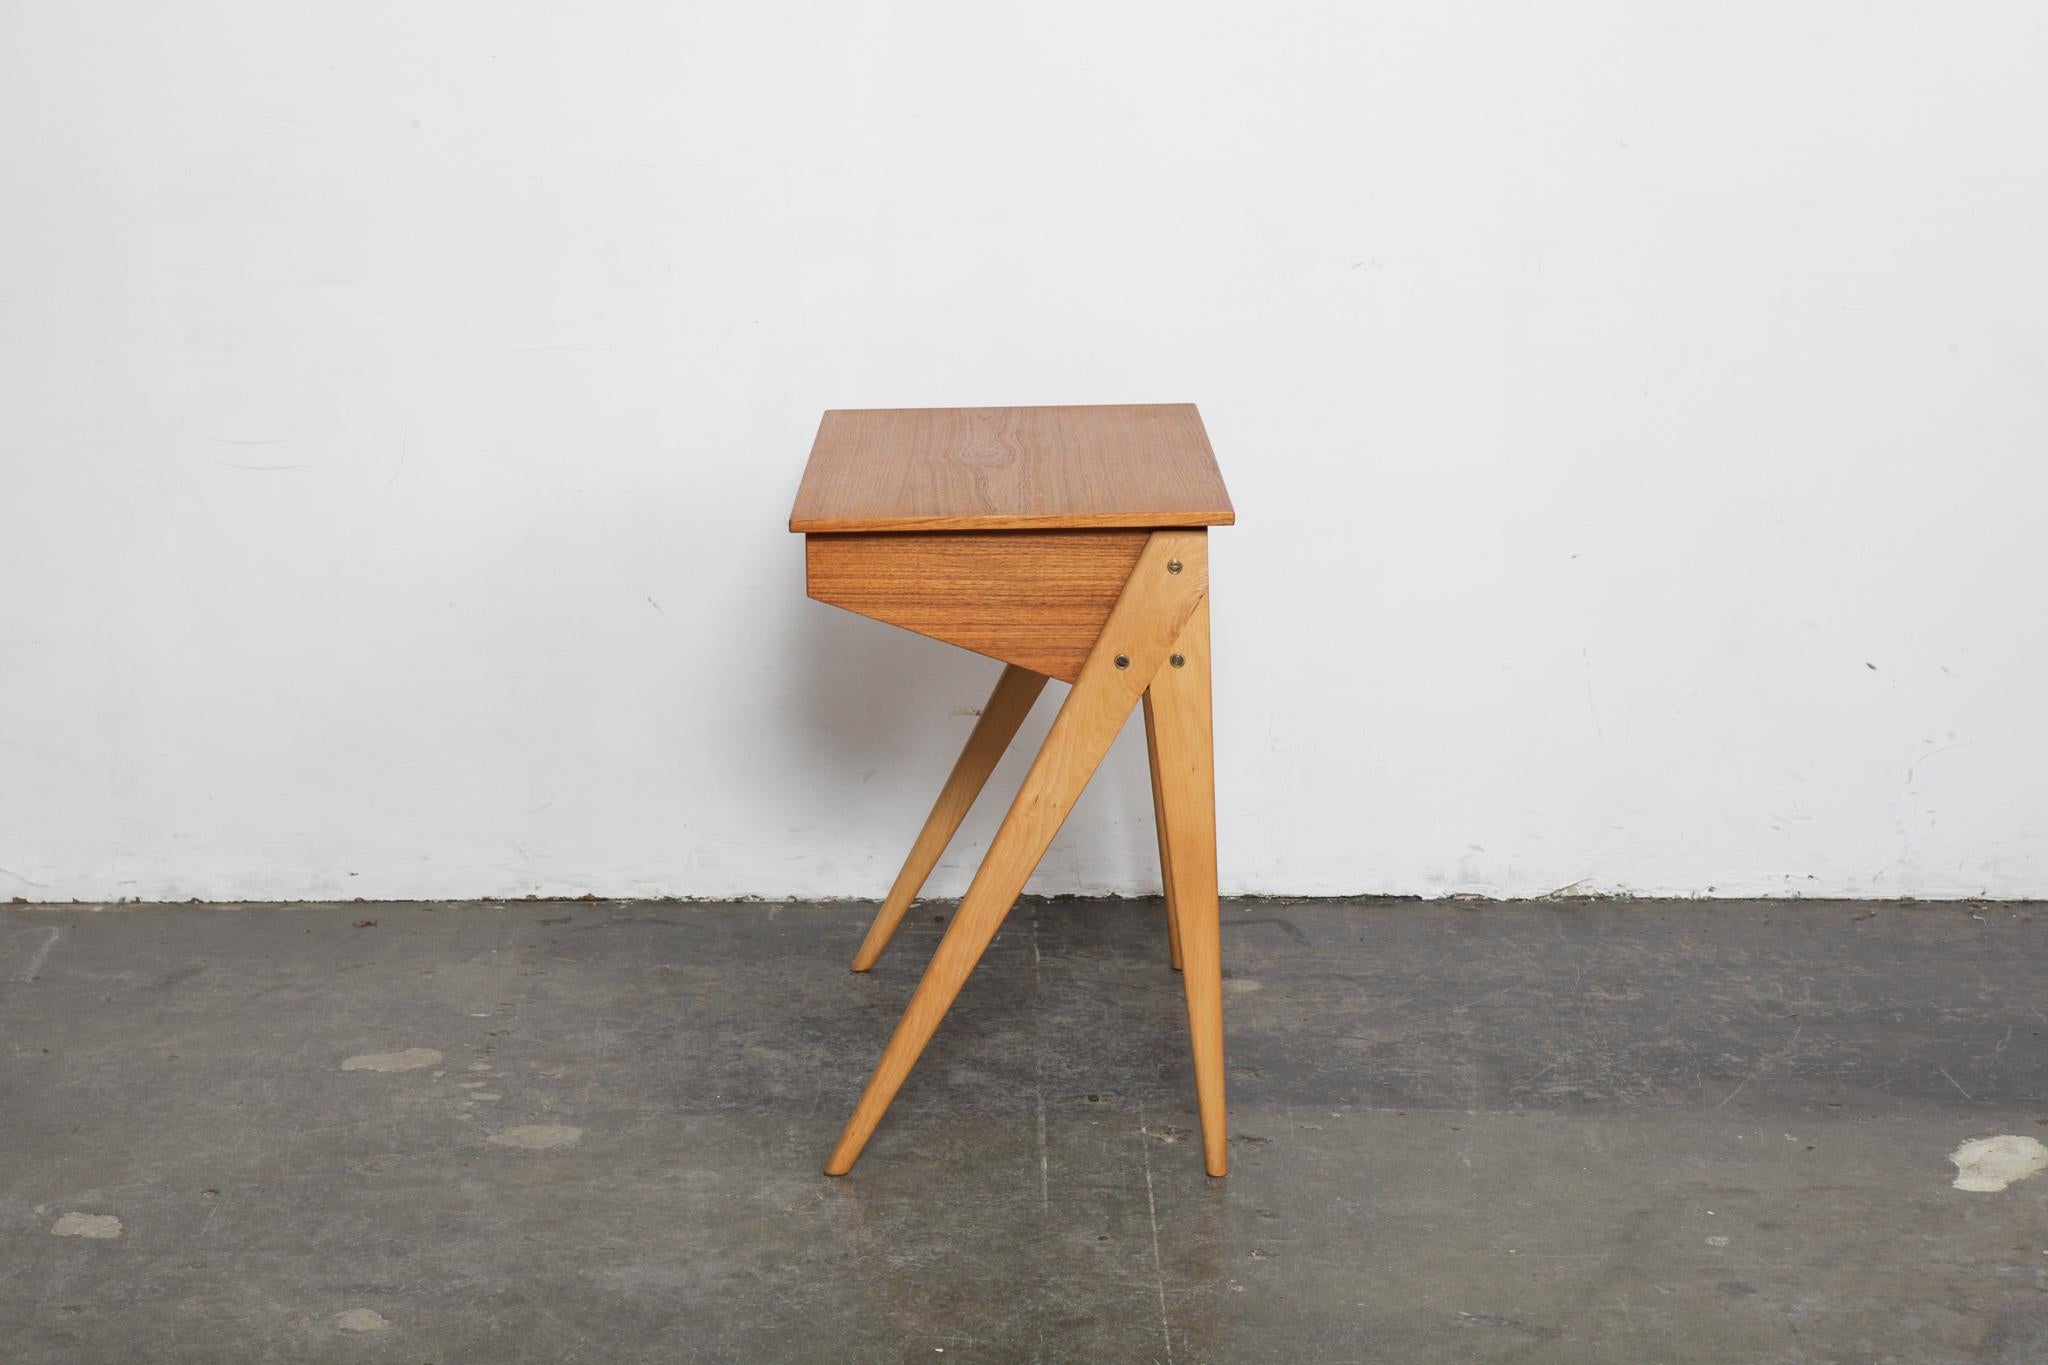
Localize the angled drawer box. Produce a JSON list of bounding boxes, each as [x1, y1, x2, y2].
[[803, 529, 1151, 682]]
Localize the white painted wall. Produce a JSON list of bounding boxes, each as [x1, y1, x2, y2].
[[4, 3, 2044, 903]]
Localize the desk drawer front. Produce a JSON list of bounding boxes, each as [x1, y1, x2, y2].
[[805, 530, 1160, 681]]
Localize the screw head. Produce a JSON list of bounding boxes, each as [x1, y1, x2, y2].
[[1167, 559, 1183, 575], [1170, 652, 1186, 669], [1114, 653, 1130, 670]]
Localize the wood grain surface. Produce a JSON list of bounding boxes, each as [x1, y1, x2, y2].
[[805, 529, 1150, 681], [825, 530, 1210, 1176], [849, 664, 1047, 972], [1144, 594, 1227, 1176], [789, 404, 1234, 533], [1143, 697, 1185, 973]]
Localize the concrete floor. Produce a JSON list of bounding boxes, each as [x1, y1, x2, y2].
[[2, 897, 2044, 1363]]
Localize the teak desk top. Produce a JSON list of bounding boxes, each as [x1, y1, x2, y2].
[[789, 403, 1235, 533]]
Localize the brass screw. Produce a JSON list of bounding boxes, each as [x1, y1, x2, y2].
[[1170, 653, 1186, 669], [1167, 559, 1183, 575], [1114, 653, 1130, 670]]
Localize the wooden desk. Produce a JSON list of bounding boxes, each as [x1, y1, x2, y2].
[[791, 403, 1235, 1176]]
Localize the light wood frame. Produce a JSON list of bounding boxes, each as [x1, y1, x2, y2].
[[812, 527, 1227, 1177]]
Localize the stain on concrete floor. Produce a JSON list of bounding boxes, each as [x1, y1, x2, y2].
[[46, 1213, 122, 1240], [339, 1046, 443, 1073], [1951, 1134, 2048, 1192], [1, 896, 2044, 1363], [486, 1123, 583, 1150]]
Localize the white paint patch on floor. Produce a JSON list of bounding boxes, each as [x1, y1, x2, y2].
[[1949, 1135, 2048, 1192], [341, 1047, 443, 1073], [1223, 978, 1262, 994], [469, 1091, 502, 1101], [487, 1124, 583, 1150], [50, 1213, 122, 1239], [334, 1308, 390, 1333], [17, 927, 62, 981]]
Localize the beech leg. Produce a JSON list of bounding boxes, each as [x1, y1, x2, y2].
[[851, 664, 1047, 971], [826, 531, 1207, 1175]]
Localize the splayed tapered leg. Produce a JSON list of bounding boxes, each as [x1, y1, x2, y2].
[[1143, 696, 1185, 972], [851, 664, 1047, 972], [1146, 596, 1226, 1176], [826, 531, 1208, 1175]]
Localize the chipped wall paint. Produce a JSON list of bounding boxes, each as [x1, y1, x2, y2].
[[1, 4, 2044, 902]]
